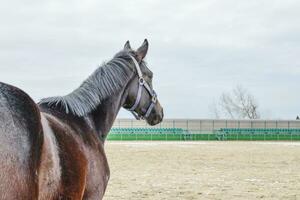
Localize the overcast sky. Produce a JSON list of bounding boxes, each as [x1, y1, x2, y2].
[[0, 0, 299, 119]]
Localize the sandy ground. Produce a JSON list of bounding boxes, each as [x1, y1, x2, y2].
[[103, 141, 300, 200]]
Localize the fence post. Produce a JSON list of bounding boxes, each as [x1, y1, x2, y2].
[[289, 121, 292, 141], [186, 120, 189, 131], [238, 120, 241, 140], [121, 128, 123, 141], [264, 120, 266, 141], [199, 120, 202, 134], [276, 120, 279, 140], [236, 120, 238, 140], [251, 121, 253, 141]]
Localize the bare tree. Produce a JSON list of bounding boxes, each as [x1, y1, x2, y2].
[[212, 85, 260, 119]]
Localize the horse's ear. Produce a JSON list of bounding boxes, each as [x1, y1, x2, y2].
[[124, 41, 132, 51], [136, 39, 148, 62]]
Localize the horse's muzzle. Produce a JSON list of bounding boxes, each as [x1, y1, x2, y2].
[[147, 107, 164, 126]]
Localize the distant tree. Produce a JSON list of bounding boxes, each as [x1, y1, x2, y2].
[[211, 85, 260, 119]]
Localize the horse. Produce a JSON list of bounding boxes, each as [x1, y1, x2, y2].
[[0, 39, 164, 200]]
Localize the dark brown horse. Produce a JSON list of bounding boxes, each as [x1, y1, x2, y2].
[[0, 39, 163, 200]]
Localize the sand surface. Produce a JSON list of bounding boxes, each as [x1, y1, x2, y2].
[[104, 141, 300, 200]]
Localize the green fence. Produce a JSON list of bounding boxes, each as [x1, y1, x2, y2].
[[216, 128, 300, 141], [107, 128, 300, 141], [107, 133, 218, 141]]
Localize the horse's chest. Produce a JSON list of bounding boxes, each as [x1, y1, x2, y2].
[[38, 115, 61, 200], [84, 148, 110, 199]]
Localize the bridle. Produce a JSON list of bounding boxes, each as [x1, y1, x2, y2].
[[126, 55, 157, 120]]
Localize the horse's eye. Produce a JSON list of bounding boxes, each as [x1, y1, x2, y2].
[[149, 74, 153, 79]]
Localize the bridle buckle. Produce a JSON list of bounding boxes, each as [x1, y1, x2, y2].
[[139, 77, 145, 85], [152, 96, 157, 103]]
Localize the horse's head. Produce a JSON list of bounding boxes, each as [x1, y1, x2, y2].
[[123, 39, 164, 126]]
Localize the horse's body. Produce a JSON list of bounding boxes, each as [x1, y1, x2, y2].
[[0, 40, 163, 199], [0, 82, 109, 199]]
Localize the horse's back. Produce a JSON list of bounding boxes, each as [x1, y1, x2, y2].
[[0, 82, 42, 200]]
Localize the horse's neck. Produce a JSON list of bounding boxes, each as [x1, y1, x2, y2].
[[39, 60, 133, 142], [90, 89, 126, 141]]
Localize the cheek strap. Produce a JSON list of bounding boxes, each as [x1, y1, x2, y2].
[[126, 55, 158, 120]]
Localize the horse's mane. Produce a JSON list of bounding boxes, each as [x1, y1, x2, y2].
[[39, 51, 134, 116]]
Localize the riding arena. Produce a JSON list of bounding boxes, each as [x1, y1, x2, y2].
[[0, 36, 298, 199], [104, 119, 300, 199]]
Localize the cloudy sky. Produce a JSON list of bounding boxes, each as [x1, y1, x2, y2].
[[0, 0, 299, 119]]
